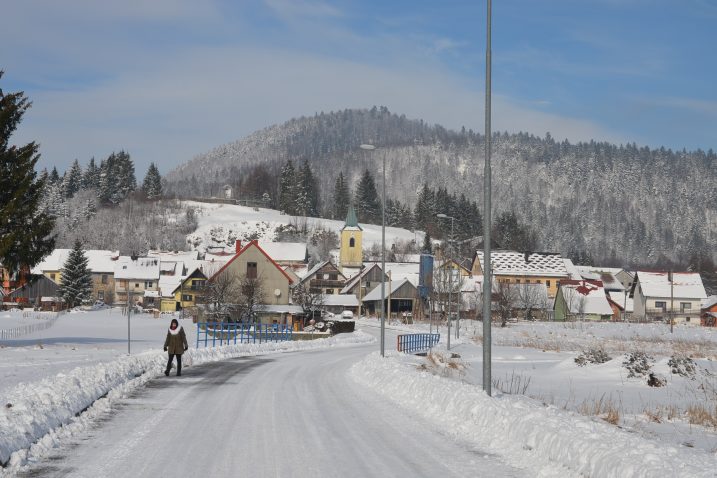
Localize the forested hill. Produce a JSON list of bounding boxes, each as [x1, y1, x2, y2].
[[165, 107, 717, 269]]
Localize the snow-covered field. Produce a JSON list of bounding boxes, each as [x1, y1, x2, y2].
[[2, 311, 716, 476], [184, 200, 421, 252]]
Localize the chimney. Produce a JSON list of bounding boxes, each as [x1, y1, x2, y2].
[[235, 240, 242, 254]]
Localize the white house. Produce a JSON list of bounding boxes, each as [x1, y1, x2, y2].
[[631, 271, 706, 324], [114, 257, 161, 307]]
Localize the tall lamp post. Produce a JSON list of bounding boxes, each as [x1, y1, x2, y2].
[[437, 213, 455, 349], [482, 0, 493, 396], [360, 143, 386, 357]]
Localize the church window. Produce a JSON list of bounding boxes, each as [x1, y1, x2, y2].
[[349, 238, 355, 247]]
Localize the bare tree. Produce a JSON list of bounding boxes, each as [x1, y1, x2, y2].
[[235, 276, 266, 323], [202, 271, 240, 321], [292, 285, 325, 321], [514, 283, 547, 321], [494, 281, 517, 327]]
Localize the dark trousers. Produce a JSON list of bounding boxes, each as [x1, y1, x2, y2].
[[166, 354, 182, 375]]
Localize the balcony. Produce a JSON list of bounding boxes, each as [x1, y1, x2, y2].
[[309, 279, 345, 289]]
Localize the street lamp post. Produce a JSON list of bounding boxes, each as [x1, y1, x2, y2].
[[437, 213, 456, 350], [483, 0, 493, 396], [360, 143, 386, 357]]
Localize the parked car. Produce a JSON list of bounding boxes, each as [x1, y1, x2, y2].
[[341, 310, 354, 319]]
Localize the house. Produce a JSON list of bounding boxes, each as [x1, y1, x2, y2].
[[608, 290, 634, 321], [171, 267, 208, 314], [553, 280, 613, 321], [575, 266, 626, 293], [1, 263, 30, 303], [322, 294, 360, 315], [297, 260, 346, 295], [6, 274, 61, 309], [340, 263, 388, 299], [700, 296, 717, 326], [114, 257, 161, 307], [362, 278, 417, 318], [472, 250, 570, 298], [257, 242, 308, 270], [631, 272, 706, 324], [31, 249, 120, 304], [207, 240, 295, 324]]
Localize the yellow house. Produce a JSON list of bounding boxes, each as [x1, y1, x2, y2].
[[339, 205, 363, 272], [471, 250, 569, 298], [160, 267, 208, 313]]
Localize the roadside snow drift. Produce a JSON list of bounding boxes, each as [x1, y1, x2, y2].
[[350, 352, 716, 478], [0, 331, 374, 470]]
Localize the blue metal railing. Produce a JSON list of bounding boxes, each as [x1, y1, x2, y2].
[[396, 333, 440, 354], [196, 322, 293, 348]]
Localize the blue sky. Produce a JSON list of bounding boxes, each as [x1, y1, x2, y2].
[[2, 0, 716, 175]]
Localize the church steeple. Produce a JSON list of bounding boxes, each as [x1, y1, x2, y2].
[[339, 204, 363, 271]]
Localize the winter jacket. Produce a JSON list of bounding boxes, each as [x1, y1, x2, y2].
[[164, 326, 188, 355]]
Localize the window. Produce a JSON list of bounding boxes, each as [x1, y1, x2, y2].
[[247, 262, 257, 279], [680, 302, 691, 312], [144, 281, 153, 288], [182, 294, 193, 302], [135, 283, 140, 288], [516, 279, 521, 284], [325, 289, 334, 294], [349, 237, 355, 248], [97, 290, 104, 300], [101, 274, 108, 284], [655, 301, 667, 311], [536, 280, 542, 284], [546, 280, 550, 288], [329, 274, 337, 280], [50, 273, 56, 280]]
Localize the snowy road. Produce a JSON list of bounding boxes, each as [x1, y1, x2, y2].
[[19, 341, 524, 478]]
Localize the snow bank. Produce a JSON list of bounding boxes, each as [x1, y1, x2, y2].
[[0, 331, 374, 470], [350, 352, 715, 478]]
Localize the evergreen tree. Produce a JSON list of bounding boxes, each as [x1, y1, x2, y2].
[[278, 160, 297, 215], [49, 166, 60, 184], [422, 231, 433, 254], [414, 183, 436, 233], [0, 71, 56, 273], [82, 157, 100, 190], [142, 162, 163, 199], [354, 169, 380, 223], [57, 240, 93, 308], [493, 211, 537, 252], [63, 159, 83, 198], [296, 159, 318, 216], [98, 151, 136, 204], [332, 172, 350, 220]]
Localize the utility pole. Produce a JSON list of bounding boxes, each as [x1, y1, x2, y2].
[[669, 270, 674, 334], [126, 279, 132, 355], [482, 0, 493, 396]]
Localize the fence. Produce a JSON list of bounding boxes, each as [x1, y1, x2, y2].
[[396, 333, 440, 354], [196, 322, 293, 348], [0, 314, 59, 340]]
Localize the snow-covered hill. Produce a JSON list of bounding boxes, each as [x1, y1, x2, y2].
[[185, 201, 422, 253]]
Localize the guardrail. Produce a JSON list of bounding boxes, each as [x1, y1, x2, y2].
[[0, 314, 59, 340], [396, 333, 440, 354], [196, 322, 293, 348]]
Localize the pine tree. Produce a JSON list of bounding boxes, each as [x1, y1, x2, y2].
[[296, 159, 318, 216], [57, 240, 93, 308], [142, 162, 163, 199], [82, 157, 100, 190], [0, 71, 56, 273], [354, 169, 380, 223], [332, 172, 350, 220], [422, 231, 433, 254], [49, 166, 60, 184], [63, 159, 83, 198], [278, 160, 297, 215]]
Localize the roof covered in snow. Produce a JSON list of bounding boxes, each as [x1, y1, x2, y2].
[[148, 250, 199, 262], [114, 257, 161, 280], [608, 291, 634, 312], [362, 278, 415, 302], [322, 294, 359, 307], [702, 296, 717, 310], [634, 272, 707, 300], [575, 267, 625, 291], [365, 262, 420, 286], [474, 251, 568, 278], [257, 242, 307, 263], [31, 249, 119, 274], [560, 281, 614, 315]]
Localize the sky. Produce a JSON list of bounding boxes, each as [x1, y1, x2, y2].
[[2, 0, 716, 176]]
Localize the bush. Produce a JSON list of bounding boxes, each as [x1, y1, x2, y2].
[[623, 351, 654, 378], [668, 355, 697, 378], [575, 348, 612, 367]]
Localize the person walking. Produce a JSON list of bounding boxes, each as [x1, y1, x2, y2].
[[164, 318, 188, 376]]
